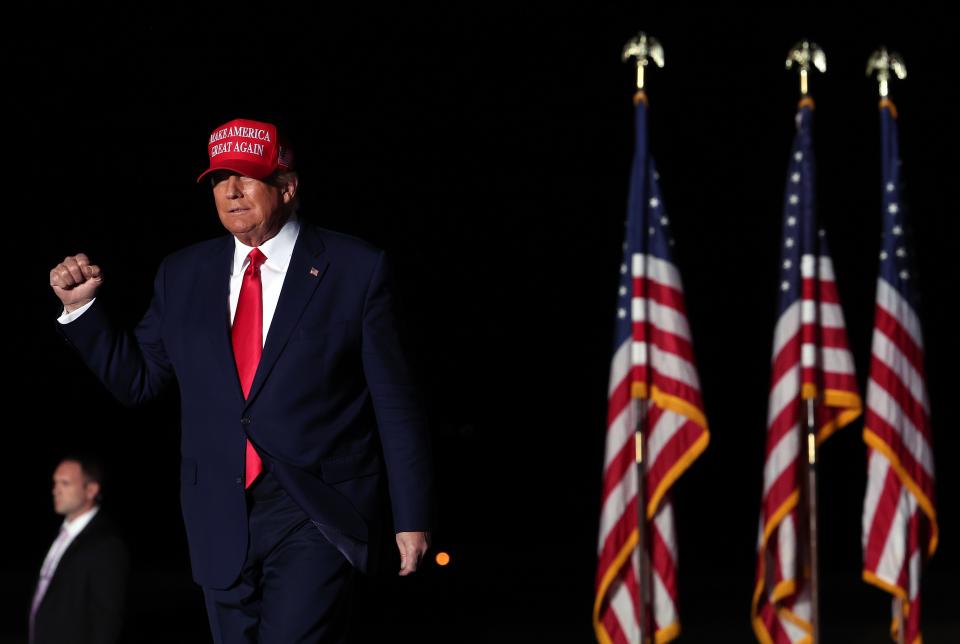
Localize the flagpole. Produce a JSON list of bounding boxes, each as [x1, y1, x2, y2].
[[866, 46, 909, 644], [805, 398, 821, 644], [634, 404, 650, 644], [894, 599, 906, 644], [787, 40, 827, 643], [622, 31, 664, 644]]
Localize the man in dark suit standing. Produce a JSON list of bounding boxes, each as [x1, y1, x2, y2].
[[30, 456, 129, 644], [49, 118, 434, 643]]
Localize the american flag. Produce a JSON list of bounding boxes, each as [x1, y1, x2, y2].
[[861, 98, 937, 644], [751, 98, 862, 643], [594, 92, 709, 644]]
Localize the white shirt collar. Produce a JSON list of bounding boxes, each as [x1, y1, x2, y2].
[[231, 215, 300, 276], [62, 505, 99, 538]]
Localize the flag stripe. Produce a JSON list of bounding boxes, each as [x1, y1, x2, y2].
[[875, 279, 924, 350], [631, 298, 692, 341], [874, 305, 925, 376], [633, 253, 684, 291], [633, 277, 688, 314], [871, 332, 930, 414], [865, 383, 934, 477]]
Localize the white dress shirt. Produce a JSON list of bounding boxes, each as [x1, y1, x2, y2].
[[228, 216, 300, 345]]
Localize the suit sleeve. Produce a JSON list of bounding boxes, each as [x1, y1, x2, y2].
[[86, 535, 130, 644], [361, 251, 435, 532], [58, 260, 175, 406]]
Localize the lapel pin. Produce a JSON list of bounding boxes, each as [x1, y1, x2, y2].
[[309, 267, 319, 277]]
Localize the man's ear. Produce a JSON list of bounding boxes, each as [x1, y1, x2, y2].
[[84, 480, 101, 504], [281, 176, 299, 204]]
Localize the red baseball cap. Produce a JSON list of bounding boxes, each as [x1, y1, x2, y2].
[[197, 118, 294, 182]]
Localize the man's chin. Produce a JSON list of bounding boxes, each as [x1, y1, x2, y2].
[[221, 221, 255, 235]]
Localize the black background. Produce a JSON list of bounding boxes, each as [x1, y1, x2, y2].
[[4, 3, 958, 642]]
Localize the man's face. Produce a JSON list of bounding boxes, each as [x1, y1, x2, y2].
[[52, 461, 96, 520], [211, 171, 293, 246]]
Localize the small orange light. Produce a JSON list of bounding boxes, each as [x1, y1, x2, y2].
[[435, 551, 451, 566]]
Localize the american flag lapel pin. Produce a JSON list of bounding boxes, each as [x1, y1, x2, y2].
[[309, 267, 319, 277]]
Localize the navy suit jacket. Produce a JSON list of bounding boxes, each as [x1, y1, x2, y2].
[[59, 223, 433, 589]]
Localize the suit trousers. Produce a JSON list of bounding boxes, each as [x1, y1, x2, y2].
[[202, 471, 355, 644]]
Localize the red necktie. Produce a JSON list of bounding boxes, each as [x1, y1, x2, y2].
[[232, 247, 266, 488]]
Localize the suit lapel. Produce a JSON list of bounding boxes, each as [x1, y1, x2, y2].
[[48, 513, 98, 582], [244, 225, 329, 408], [196, 236, 244, 405]]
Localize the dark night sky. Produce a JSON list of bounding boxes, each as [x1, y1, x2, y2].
[[5, 4, 958, 642]]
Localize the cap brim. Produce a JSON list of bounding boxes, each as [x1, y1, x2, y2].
[[196, 159, 275, 183]]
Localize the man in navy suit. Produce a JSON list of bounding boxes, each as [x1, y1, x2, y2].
[[50, 118, 434, 643]]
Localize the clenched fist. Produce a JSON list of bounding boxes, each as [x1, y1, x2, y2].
[[50, 253, 103, 313]]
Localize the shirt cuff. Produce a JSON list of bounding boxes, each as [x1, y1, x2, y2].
[[58, 299, 96, 324]]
